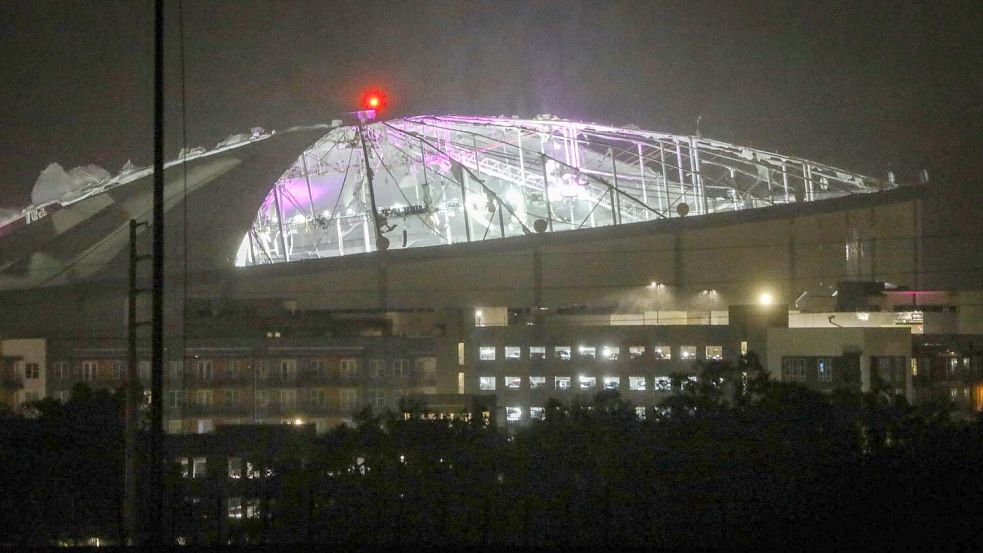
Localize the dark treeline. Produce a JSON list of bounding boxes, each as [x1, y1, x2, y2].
[[3, 355, 983, 548]]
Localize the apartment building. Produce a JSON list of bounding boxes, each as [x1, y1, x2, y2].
[[45, 336, 437, 433], [0, 339, 46, 412]]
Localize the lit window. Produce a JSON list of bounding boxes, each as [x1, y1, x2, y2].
[[505, 347, 521, 360], [601, 346, 620, 360], [479, 376, 496, 391], [817, 358, 833, 382], [578, 346, 596, 359], [603, 376, 620, 390], [705, 346, 723, 360], [458, 342, 465, 365], [228, 457, 243, 479], [579, 376, 597, 390], [680, 346, 697, 360], [529, 376, 546, 389], [740, 341, 748, 355], [245, 498, 261, 519], [505, 376, 522, 389], [629, 376, 646, 391], [530, 406, 545, 420], [635, 406, 647, 420], [505, 407, 522, 422], [227, 497, 243, 519], [245, 462, 261, 479], [479, 347, 496, 361], [192, 457, 207, 478], [653, 346, 672, 360], [554, 346, 571, 360], [555, 376, 571, 390], [628, 346, 645, 360], [653, 376, 672, 391], [177, 457, 190, 478], [529, 346, 546, 360]]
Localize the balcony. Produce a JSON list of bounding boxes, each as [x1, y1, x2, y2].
[[182, 373, 249, 387], [0, 373, 23, 390], [180, 403, 254, 417]]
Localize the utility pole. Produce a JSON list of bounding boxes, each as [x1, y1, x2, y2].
[[124, 219, 150, 544], [149, 0, 166, 545]]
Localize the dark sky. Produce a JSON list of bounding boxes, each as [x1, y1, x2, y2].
[[1, 0, 980, 208]]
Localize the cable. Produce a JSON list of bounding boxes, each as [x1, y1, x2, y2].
[[365, 131, 447, 241], [309, 144, 357, 254]]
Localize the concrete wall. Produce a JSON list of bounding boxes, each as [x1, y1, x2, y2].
[[216, 189, 922, 314], [766, 327, 912, 394]]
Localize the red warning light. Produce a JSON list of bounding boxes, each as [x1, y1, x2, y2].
[[360, 89, 388, 113]]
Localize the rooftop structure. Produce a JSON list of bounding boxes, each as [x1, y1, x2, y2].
[[235, 115, 892, 265]]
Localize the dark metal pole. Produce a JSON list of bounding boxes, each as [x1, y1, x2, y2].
[[150, 0, 166, 546], [124, 219, 144, 544], [357, 124, 385, 247]]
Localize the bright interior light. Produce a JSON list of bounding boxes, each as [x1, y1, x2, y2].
[[293, 418, 304, 425], [368, 96, 380, 108], [505, 189, 523, 206], [759, 292, 773, 305]]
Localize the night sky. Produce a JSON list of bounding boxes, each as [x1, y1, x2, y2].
[[1, 0, 980, 209]]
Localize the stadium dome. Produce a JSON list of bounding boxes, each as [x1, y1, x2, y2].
[[235, 115, 891, 266], [0, 115, 893, 290]]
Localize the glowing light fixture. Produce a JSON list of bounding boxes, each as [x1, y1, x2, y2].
[[359, 89, 388, 113], [759, 292, 773, 305]]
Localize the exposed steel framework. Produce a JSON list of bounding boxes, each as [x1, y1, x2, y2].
[[237, 115, 892, 266]]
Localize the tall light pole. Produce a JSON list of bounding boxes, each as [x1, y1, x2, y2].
[[149, 0, 166, 545]]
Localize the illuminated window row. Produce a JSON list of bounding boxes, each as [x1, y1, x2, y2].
[[506, 405, 662, 422], [479, 375, 698, 392], [478, 345, 723, 361]]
